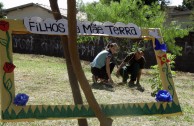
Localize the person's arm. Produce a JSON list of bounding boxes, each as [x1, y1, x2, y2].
[[116, 54, 132, 76], [106, 57, 113, 83], [116, 61, 127, 76]]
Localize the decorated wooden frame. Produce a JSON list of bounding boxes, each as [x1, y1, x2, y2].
[[0, 18, 182, 122]]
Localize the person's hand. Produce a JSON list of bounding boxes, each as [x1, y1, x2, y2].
[[108, 78, 113, 84]]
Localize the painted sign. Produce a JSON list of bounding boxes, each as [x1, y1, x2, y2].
[[24, 17, 141, 38], [0, 18, 182, 122]]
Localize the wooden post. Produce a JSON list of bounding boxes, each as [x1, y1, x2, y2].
[[49, 0, 88, 126], [67, 0, 113, 126]]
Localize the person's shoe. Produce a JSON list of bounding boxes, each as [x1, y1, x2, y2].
[[101, 80, 114, 88], [122, 80, 127, 84], [136, 84, 145, 92], [122, 76, 128, 84], [128, 81, 136, 87], [104, 83, 114, 88]]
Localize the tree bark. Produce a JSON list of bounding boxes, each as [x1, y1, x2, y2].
[[49, 0, 88, 126], [67, 0, 113, 126]]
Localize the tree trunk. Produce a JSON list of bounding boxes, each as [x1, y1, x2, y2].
[[67, 0, 113, 126], [49, 0, 88, 126]]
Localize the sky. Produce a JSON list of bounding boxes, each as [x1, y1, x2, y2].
[[1, 0, 183, 9]]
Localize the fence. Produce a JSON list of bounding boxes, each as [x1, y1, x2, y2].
[[12, 32, 194, 73]]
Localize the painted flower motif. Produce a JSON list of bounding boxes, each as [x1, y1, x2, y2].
[[154, 38, 167, 52], [13, 93, 29, 106], [158, 54, 170, 66], [155, 90, 173, 102], [3, 62, 16, 73], [0, 20, 9, 31]]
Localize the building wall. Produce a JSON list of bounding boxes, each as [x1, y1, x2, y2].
[[6, 6, 54, 19], [175, 32, 194, 72], [166, 6, 193, 29], [11, 33, 194, 73]]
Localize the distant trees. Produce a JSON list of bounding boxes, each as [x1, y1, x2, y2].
[[175, 0, 194, 10], [183, 0, 194, 10], [0, 2, 4, 18], [100, 0, 120, 4], [79, 0, 189, 55], [100, 0, 163, 5], [99, 0, 169, 10]]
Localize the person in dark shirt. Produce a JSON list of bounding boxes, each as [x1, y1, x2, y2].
[[116, 49, 145, 91]]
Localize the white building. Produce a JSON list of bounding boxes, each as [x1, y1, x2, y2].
[[166, 6, 194, 29], [3, 3, 87, 20]]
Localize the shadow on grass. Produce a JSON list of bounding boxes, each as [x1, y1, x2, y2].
[[91, 83, 115, 92]]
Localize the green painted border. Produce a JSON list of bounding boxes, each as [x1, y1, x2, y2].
[[2, 101, 182, 120]]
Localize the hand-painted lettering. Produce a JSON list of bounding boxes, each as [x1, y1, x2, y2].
[[24, 17, 141, 37]]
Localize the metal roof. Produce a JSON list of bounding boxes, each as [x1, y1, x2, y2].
[[3, 3, 67, 19]]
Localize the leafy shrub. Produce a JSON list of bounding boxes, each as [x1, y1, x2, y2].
[[149, 53, 176, 97]]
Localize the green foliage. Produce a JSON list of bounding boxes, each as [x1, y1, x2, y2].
[[149, 53, 176, 97], [100, 0, 120, 5], [130, 40, 146, 53], [141, 0, 159, 5], [0, 2, 4, 18], [161, 22, 191, 55], [174, 0, 194, 17], [78, 0, 190, 56], [77, 36, 96, 43], [99, 0, 169, 7], [183, 0, 194, 10], [83, 0, 164, 25], [0, 2, 3, 9], [149, 65, 163, 97]]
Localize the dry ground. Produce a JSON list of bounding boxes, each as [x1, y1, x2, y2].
[[0, 54, 194, 126]]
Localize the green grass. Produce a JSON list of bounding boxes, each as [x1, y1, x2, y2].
[[0, 53, 194, 126]]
